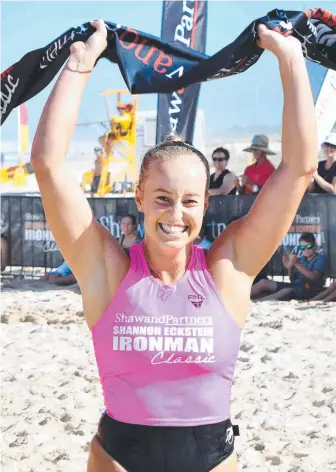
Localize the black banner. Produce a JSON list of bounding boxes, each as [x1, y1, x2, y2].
[[1, 8, 336, 125], [156, 0, 207, 143], [1, 194, 336, 278]]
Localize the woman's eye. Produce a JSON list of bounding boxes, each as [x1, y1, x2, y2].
[[184, 200, 198, 205], [157, 196, 170, 203]]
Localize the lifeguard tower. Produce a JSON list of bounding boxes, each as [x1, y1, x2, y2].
[[81, 90, 138, 196]]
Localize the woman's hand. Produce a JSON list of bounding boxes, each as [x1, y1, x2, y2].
[[69, 19, 108, 70], [257, 24, 302, 59]]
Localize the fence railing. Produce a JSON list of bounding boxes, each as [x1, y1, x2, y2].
[[1, 193, 335, 278]]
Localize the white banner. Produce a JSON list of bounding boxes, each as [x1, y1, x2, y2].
[[315, 69, 336, 148]]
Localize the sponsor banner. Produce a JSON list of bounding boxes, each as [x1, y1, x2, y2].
[[315, 69, 336, 146], [2, 8, 336, 125], [156, 0, 207, 143], [1, 194, 335, 277]]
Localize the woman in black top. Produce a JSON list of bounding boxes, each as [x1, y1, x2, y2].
[[118, 214, 139, 249], [307, 133, 336, 194], [208, 147, 236, 196]]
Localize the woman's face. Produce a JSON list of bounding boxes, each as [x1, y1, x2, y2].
[[121, 217, 135, 236], [136, 154, 209, 251]]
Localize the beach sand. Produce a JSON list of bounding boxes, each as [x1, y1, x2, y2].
[[1, 282, 335, 472]]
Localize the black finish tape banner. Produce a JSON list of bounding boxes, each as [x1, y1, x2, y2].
[[1, 8, 336, 125], [156, 0, 207, 143]]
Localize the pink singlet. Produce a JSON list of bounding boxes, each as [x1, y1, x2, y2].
[[92, 242, 241, 426]]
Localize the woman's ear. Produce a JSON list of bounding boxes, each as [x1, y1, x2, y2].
[[135, 184, 143, 213]]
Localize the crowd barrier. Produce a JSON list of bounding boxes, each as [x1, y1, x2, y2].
[[1, 194, 335, 277]]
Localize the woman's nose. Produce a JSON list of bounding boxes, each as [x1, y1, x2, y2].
[[171, 202, 184, 221]]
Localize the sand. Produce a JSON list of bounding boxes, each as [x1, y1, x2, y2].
[[1, 281, 335, 472]]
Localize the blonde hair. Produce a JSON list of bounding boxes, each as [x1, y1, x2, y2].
[[138, 134, 210, 191]]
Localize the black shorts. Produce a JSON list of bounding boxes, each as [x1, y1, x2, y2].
[[276, 281, 324, 300], [276, 281, 294, 292], [96, 412, 239, 472]]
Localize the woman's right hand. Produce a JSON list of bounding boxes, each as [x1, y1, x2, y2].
[[69, 19, 108, 70]]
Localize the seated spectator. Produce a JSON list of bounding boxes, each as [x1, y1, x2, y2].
[[208, 147, 236, 196], [111, 103, 133, 139], [253, 265, 269, 285], [194, 223, 212, 249], [119, 214, 140, 249], [310, 280, 336, 302], [251, 232, 326, 301], [41, 260, 76, 286], [235, 135, 275, 194], [306, 133, 336, 194]]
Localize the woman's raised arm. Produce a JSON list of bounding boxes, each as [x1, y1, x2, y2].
[[209, 25, 318, 278], [31, 20, 129, 295]]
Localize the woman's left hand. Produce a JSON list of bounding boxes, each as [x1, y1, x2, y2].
[[257, 24, 302, 59]]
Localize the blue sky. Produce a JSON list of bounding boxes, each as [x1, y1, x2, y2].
[[1, 0, 335, 144]]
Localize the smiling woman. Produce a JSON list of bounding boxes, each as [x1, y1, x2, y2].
[[135, 135, 210, 259], [29, 18, 318, 472]]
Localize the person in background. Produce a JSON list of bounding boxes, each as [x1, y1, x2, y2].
[[41, 260, 77, 286], [208, 147, 236, 196], [251, 232, 326, 301], [111, 103, 133, 139], [307, 133, 336, 194], [91, 147, 105, 196], [118, 214, 139, 249], [310, 280, 336, 302], [235, 135, 275, 194]]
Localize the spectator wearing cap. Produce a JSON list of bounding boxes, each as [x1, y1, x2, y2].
[[307, 133, 336, 194], [235, 135, 276, 194], [208, 147, 236, 196]]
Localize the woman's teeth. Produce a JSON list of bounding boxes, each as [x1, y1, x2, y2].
[[159, 224, 188, 234]]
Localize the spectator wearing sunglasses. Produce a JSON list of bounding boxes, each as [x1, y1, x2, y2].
[[208, 147, 236, 196], [251, 232, 326, 301], [307, 133, 336, 194]]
